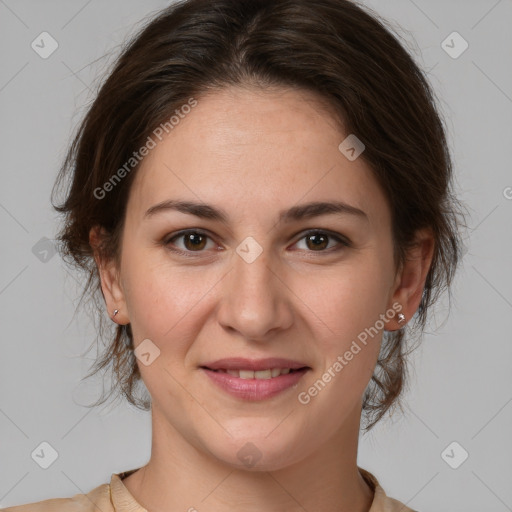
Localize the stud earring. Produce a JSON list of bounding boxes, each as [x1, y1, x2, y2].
[[113, 309, 119, 317], [397, 312, 406, 324]]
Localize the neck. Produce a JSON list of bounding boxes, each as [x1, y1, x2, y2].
[[122, 404, 374, 512]]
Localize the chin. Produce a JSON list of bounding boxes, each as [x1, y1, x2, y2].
[[206, 432, 303, 472]]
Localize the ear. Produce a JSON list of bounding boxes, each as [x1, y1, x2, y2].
[[385, 227, 435, 331], [89, 225, 129, 325]]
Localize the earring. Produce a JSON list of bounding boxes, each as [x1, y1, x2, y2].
[[113, 309, 119, 318], [397, 312, 406, 324]]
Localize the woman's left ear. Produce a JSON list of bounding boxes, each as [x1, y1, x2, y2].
[[386, 228, 435, 331]]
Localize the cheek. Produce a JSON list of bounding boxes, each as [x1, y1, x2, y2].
[[294, 258, 390, 338], [294, 270, 385, 417], [290, 254, 392, 397], [121, 245, 219, 344]]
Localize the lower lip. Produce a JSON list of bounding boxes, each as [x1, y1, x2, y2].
[[201, 368, 309, 401]]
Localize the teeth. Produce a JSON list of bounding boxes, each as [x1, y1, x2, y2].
[[217, 368, 296, 379]]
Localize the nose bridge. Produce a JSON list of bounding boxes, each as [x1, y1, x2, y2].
[[234, 244, 274, 299], [218, 242, 292, 339]]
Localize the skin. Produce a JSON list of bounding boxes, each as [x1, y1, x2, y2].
[[90, 86, 434, 512]]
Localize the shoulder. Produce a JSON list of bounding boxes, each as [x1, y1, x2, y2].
[[1, 482, 112, 512], [359, 467, 417, 512]]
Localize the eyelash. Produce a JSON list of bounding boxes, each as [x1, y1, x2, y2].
[[163, 229, 351, 257]]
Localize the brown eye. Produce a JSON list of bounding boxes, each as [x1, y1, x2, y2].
[[182, 232, 207, 251], [165, 230, 214, 253], [164, 229, 349, 257], [294, 230, 350, 253], [305, 233, 329, 251]]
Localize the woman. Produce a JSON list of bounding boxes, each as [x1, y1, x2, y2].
[[5, 0, 465, 510]]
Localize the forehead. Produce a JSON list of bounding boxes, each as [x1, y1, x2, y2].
[[126, 86, 389, 227]]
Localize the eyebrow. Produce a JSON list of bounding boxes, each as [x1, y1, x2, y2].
[[144, 199, 368, 223]]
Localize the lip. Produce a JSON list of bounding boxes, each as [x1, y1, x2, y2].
[[201, 367, 310, 401], [200, 357, 309, 372]]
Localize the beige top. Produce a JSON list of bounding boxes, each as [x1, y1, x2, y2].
[[2, 467, 416, 511]]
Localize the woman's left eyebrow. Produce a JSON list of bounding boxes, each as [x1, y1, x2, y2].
[[144, 199, 369, 224]]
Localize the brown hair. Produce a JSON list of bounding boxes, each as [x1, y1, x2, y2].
[[52, 0, 467, 431]]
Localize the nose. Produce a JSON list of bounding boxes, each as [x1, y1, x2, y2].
[[216, 247, 294, 341]]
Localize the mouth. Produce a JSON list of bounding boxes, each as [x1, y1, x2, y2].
[[199, 357, 311, 401], [200, 367, 308, 379]]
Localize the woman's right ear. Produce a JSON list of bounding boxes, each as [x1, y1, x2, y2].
[[89, 226, 129, 324]]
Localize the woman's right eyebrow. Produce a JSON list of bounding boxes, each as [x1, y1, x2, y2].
[[144, 199, 227, 222], [143, 199, 369, 225]]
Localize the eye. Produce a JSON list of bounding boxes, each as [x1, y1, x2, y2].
[[164, 228, 350, 257], [292, 230, 350, 253], [164, 230, 218, 254]]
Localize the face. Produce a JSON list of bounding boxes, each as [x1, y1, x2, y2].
[[100, 86, 406, 470]]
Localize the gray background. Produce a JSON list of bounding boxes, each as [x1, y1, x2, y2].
[[1, 1, 511, 510]]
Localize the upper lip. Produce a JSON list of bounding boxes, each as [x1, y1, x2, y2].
[[201, 357, 309, 371]]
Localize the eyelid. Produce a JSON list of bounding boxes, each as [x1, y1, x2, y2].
[[163, 228, 351, 255]]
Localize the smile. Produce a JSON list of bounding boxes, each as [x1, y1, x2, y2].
[[200, 367, 310, 401], [208, 368, 298, 379]]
